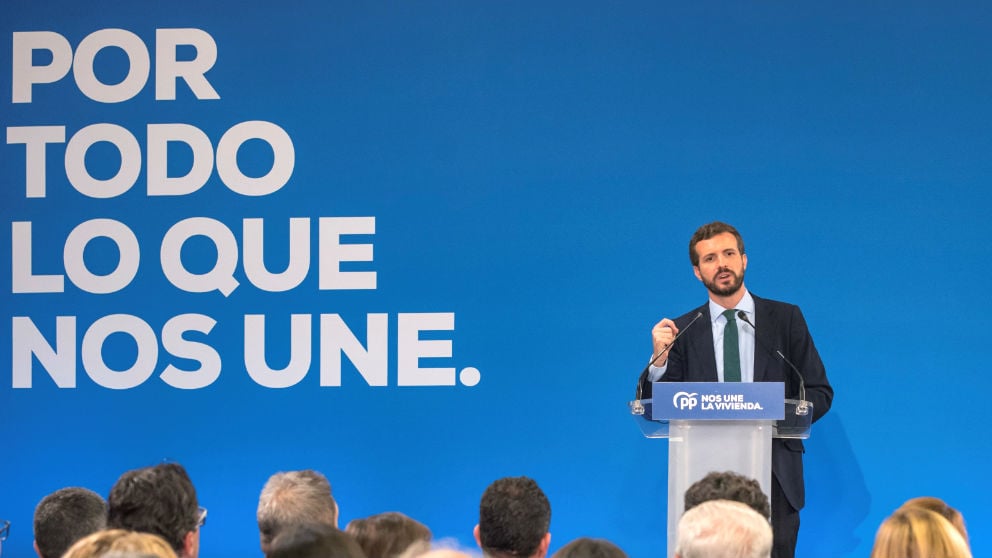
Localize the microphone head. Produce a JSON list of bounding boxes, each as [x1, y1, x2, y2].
[[736, 310, 753, 326]]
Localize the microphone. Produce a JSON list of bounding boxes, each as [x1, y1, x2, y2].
[[735, 311, 810, 416], [631, 311, 704, 415]]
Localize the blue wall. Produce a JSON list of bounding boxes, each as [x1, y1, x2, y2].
[[2, 2, 989, 557]]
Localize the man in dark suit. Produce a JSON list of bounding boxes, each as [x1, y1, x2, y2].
[[641, 221, 833, 558]]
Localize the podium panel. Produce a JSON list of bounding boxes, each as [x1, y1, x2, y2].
[[630, 382, 805, 558], [667, 420, 773, 558]]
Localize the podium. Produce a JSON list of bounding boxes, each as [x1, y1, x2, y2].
[[629, 382, 812, 558]]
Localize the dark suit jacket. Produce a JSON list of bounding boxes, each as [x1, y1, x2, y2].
[[640, 294, 833, 510]]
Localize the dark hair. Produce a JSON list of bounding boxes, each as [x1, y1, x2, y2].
[[689, 222, 745, 266], [551, 537, 627, 558], [107, 463, 199, 554], [683, 471, 770, 520], [266, 524, 367, 558], [478, 476, 551, 558], [34, 487, 108, 558], [346, 512, 431, 558]]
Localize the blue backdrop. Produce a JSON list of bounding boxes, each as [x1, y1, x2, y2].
[[2, 2, 989, 557]]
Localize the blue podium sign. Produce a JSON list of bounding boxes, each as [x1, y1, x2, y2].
[[651, 382, 785, 420]]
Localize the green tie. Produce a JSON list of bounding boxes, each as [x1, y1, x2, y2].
[[722, 309, 741, 382]]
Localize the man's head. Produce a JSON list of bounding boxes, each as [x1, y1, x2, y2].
[[258, 470, 339, 554], [688, 222, 747, 299], [33, 487, 108, 558], [265, 524, 366, 558], [675, 500, 772, 558], [474, 476, 551, 558], [551, 537, 627, 558], [345, 512, 431, 558], [107, 463, 202, 558], [683, 472, 770, 520]]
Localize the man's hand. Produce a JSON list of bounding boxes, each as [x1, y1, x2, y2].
[[651, 318, 679, 366]]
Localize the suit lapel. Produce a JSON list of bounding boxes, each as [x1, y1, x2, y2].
[[752, 295, 771, 382], [689, 304, 719, 381]]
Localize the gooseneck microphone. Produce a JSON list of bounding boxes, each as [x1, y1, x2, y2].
[[735, 310, 810, 415], [631, 311, 704, 415]]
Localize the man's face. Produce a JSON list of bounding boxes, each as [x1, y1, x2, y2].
[[692, 232, 747, 297]]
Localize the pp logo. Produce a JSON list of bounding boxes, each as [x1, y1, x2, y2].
[[672, 391, 698, 410]]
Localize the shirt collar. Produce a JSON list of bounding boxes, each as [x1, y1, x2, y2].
[[709, 288, 755, 323]]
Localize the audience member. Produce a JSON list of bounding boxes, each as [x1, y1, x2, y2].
[[684, 471, 771, 519], [869, 507, 971, 558], [474, 476, 552, 558], [899, 496, 969, 545], [107, 463, 204, 558], [346, 511, 431, 558], [258, 469, 339, 553], [61, 529, 178, 558], [551, 537, 627, 558], [33, 487, 108, 558], [675, 500, 772, 558], [265, 523, 366, 558]]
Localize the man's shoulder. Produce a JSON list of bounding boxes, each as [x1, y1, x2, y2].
[[674, 304, 708, 327], [752, 294, 800, 312]]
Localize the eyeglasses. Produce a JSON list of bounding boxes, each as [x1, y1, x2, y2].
[[196, 507, 208, 529]]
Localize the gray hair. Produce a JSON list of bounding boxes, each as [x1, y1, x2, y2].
[[675, 500, 772, 558], [257, 470, 338, 552]]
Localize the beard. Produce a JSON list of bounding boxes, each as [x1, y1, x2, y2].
[[702, 268, 745, 297]]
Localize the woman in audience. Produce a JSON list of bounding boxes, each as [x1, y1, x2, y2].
[[346, 511, 432, 558], [899, 496, 969, 546], [62, 529, 177, 558], [869, 507, 971, 558]]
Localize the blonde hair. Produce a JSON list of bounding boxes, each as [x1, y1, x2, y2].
[[899, 496, 969, 545], [62, 529, 178, 558], [870, 507, 971, 558]]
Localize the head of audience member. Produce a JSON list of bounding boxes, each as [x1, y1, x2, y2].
[[345, 511, 431, 558], [33, 486, 108, 558], [675, 500, 772, 558], [258, 470, 339, 554], [265, 523, 366, 558], [107, 463, 202, 558], [474, 476, 552, 558], [870, 506, 971, 558], [683, 471, 770, 520], [551, 537, 627, 558], [61, 529, 178, 558], [899, 496, 969, 545]]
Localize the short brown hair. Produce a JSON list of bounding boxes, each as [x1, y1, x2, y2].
[[689, 222, 745, 266]]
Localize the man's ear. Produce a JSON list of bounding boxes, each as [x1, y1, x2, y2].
[[33, 539, 43, 558], [184, 529, 199, 558], [536, 532, 552, 558], [693, 266, 702, 282], [473, 524, 482, 549]]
